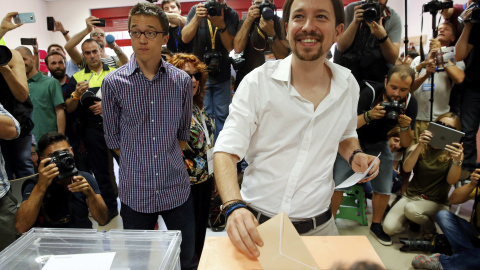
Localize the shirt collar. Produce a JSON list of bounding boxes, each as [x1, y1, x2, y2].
[[85, 63, 110, 73], [28, 71, 43, 82], [126, 54, 167, 76]]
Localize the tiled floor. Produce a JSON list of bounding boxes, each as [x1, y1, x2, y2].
[[92, 193, 474, 270]]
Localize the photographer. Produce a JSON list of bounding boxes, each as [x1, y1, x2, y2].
[[411, 168, 480, 269], [0, 12, 35, 182], [162, 0, 191, 53], [0, 103, 21, 251], [334, 0, 402, 83], [455, 8, 480, 176], [233, 0, 289, 89], [410, 22, 465, 143], [15, 132, 107, 234], [441, 0, 474, 41], [182, 0, 239, 139], [332, 65, 418, 246]]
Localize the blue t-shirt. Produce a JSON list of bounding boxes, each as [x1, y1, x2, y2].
[[22, 171, 101, 229]]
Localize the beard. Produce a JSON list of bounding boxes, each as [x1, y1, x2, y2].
[[50, 68, 66, 80], [291, 32, 325, 61]]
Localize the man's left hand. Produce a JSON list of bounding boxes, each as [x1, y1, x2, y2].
[[259, 17, 275, 38], [68, 175, 94, 196], [398, 114, 412, 129], [208, 9, 226, 30], [89, 101, 102, 115], [351, 153, 380, 182], [366, 18, 387, 40]]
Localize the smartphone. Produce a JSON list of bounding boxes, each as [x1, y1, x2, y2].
[[13, 13, 36, 24], [20, 38, 36, 46], [47, 16, 55, 31], [92, 18, 106, 27]]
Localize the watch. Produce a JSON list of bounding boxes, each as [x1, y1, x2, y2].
[[452, 160, 463, 166], [217, 27, 227, 33], [267, 35, 277, 44], [70, 92, 81, 101], [400, 126, 409, 132]]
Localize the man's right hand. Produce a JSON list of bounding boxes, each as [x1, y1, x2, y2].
[[53, 21, 66, 33], [75, 81, 89, 98], [368, 104, 386, 120], [1, 12, 23, 33], [352, 5, 365, 24], [85, 16, 99, 32], [246, 4, 261, 21], [195, 3, 208, 20], [226, 207, 263, 259], [38, 158, 59, 189]]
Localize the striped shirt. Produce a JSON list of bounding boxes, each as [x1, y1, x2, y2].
[[102, 55, 193, 213], [0, 103, 20, 198]]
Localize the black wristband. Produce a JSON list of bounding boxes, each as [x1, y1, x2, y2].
[[349, 149, 364, 167], [377, 35, 388, 44]]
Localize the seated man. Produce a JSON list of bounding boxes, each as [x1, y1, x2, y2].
[[15, 132, 107, 233]]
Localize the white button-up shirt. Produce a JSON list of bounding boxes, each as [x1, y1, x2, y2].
[[214, 55, 359, 220]]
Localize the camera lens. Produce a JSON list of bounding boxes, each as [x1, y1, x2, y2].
[[363, 8, 378, 23], [261, 7, 275, 21], [207, 7, 218, 16], [0, 46, 12, 66], [61, 157, 75, 170]]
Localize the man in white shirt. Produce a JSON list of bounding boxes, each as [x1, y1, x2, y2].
[[213, 0, 380, 259]]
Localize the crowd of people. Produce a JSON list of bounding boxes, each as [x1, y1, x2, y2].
[[0, 0, 479, 269]]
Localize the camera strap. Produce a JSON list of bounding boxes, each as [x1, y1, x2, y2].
[[207, 20, 218, 50]]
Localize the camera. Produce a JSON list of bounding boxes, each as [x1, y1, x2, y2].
[[80, 90, 101, 108], [380, 100, 404, 120], [400, 234, 453, 255], [204, 0, 224, 17], [230, 54, 246, 71], [361, 0, 381, 23], [257, 0, 277, 21], [0, 45, 12, 66], [46, 150, 78, 181], [459, 0, 480, 24], [204, 51, 222, 76], [423, 0, 453, 13], [434, 46, 456, 70]]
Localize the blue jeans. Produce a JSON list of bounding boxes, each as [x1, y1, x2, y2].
[[333, 140, 393, 194], [0, 134, 35, 179], [204, 79, 231, 140], [120, 194, 198, 270], [460, 88, 480, 171], [436, 210, 480, 269]]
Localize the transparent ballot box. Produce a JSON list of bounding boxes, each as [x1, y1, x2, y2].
[[0, 228, 181, 270]]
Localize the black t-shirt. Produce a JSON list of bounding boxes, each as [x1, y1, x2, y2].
[[166, 26, 192, 53], [464, 24, 480, 89], [235, 15, 284, 88], [356, 83, 418, 144], [186, 4, 239, 83], [22, 171, 101, 229]]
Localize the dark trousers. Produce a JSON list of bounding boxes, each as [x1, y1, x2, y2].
[[191, 178, 214, 258], [121, 194, 198, 270], [82, 127, 118, 212], [0, 190, 18, 251], [0, 135, 35, 180], [460, 88, 480, 170]]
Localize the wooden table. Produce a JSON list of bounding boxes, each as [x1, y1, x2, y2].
[[198, 236, 385, 270]]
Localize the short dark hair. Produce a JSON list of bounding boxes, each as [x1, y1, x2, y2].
[[282, 0, 345, 27], [38, 132, 70, 157], [161, 0, 181, 9], [386, 65, 415, 87], [47, 44, 65, 54], [45, 51, 66, 66], [161, 46, 174, 57], [81, 38, 100, 52], [128, 2, 169, 33]]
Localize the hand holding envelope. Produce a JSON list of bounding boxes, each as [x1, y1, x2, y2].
[[335, 153, 381, 189]]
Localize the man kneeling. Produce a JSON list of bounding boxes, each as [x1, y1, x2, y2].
[[15, 132, 107, 233]]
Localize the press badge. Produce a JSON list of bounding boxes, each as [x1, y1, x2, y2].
[[264, 50, 276, 62], [206, 148, 214, 175], [422, 83, 435, 91]]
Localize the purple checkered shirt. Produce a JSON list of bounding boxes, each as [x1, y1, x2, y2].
[[102, 55, 193, 213]]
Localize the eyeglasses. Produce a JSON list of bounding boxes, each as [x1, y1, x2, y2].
[[129, 29, 166, 39], [437, 120, 455, 129], [91, 33, 105, 37], [187, 72, 202, 81]]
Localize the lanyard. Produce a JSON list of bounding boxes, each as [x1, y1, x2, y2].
[[174, 27, 181, 52], [207, 20, 218, 50], [193, 110, 211, 146]]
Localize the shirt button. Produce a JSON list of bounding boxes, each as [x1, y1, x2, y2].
[[155, 190, 159, 194], [156, 173, 158, 176], [154, 155, 157, 158], [153, 137, 155, 140], [151, 101, 154, 104], [151, 119, 154, 122]]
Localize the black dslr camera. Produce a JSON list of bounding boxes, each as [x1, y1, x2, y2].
[[400, 234, 453, 255], [361, 0, 381, 23], [257, 0, 277, 21], [380, 100, 404, 120], [459, 0, 480, 24], [0, 45, 12, 66], [46, 150, 78, 181], [423, 0, 453, 13], [204, 51, 222, 76], [80, 90, 101, 108], [204, 0, 224, 17]]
